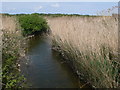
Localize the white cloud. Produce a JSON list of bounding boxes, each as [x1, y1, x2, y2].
[[34, 6, 43, 12], [51, 3, 60, 8]]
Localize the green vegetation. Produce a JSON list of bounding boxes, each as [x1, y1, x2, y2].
[[30, 13, 98, 17], [2, 53, 25, 88], [18, 14, 49, 36], [1, 16, 26, 89], [2, 31, 26, 88], [1, 14, 49, 88], [2, 13, 98, 17]]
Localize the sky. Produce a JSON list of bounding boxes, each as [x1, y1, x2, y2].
[[1, 0, 120, 2], [1, 2, 118, 15]]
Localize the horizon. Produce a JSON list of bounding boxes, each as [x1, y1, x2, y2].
[[1, 2, 118, 15]]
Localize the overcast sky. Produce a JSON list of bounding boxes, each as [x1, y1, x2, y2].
[[1, 2, 118, 15]]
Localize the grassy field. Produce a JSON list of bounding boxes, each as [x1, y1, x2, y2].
[[47, 16, 119, 88]]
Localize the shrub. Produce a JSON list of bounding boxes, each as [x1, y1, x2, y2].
[[18, 14, 48, 36]]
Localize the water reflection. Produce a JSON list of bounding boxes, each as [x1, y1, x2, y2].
[[20, 35, 81, 88]]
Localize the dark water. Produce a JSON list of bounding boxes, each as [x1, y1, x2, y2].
[[20, 35, 82, 88]]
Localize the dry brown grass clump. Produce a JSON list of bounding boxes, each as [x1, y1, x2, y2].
[[1, 15, 26, 58], [47, 16, 119, 88]]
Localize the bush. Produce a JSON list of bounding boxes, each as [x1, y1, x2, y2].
[[18, 14, 48, 36]]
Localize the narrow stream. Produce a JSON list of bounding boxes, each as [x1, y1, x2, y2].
[[20, 35, 82, 88]]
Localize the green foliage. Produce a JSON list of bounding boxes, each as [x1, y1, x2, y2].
[[18, 14, 48, 36], [2, 13, 14, 16], [2, 53, 26, 89], [2, 24, 26, 88], [31, 13, 97, 17], [2, 13, 99, 18]]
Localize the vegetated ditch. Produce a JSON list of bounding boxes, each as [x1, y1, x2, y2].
[[20, 34, 89, 88]]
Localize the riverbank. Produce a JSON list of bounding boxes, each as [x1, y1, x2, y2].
[[1, 15, 26, 88], [47, 16, 119, 88]]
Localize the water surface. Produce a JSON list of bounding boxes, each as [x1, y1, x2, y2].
[[20, 35, 81, 88]]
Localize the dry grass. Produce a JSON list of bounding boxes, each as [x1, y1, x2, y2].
[[1, 15, 27, 88], [1, 15, 26, 60], [0, 14, 2, 58], [2, 15, 19, 32], [47, 16, 119, 88]]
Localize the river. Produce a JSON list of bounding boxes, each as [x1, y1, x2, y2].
[[20, 35, 83, 88]]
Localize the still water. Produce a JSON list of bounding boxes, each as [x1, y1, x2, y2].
[[20, 35, 82, 88]]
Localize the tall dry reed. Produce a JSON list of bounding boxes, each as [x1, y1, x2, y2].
[[1, 15, 26, 58], [47, 16, 119, 88]]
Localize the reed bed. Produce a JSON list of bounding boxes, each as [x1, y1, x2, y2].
[[2, 15, 26, 58], [1, 15, 26, 88], [47, 16, 119, 88]]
